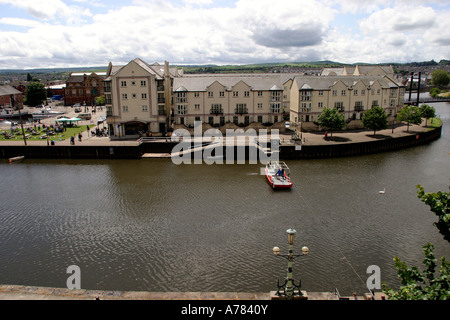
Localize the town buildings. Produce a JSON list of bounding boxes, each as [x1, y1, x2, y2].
[[64, 72, 106, 106], [104, 58, 405, 138], [0, 85, 23, 110]]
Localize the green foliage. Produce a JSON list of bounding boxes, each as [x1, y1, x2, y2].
[[396, 105, 422, 131], [382, 243, 450, 300], [417, 185, 450, 242], [431, 69, 450, 88], [95, 95, 105, 106], [362, 106, 388, 135], [317, 107, 346, 137], [25, 82, 47, 107], [419, 104, 436, 127]]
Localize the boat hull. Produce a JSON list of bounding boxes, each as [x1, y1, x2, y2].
[[265, 167, 293, 189]]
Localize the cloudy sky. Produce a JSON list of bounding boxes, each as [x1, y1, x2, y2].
[[0, 0, 449, 69]]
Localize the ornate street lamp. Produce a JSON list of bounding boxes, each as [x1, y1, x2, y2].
[[273, 228, 309, 298]]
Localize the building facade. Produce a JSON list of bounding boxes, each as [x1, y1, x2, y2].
[[104, 58, 405, 138], [289, 74, 405, 131], [0, 85, 23, 109], [64, 72, 106, 106]]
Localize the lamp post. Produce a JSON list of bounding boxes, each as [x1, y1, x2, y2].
[[273, 228, 309, 298]]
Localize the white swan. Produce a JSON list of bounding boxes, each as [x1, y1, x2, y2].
[[379, 188, 386, 194]]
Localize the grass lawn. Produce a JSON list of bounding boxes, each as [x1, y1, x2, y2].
[[1, 125, 96, 142], [428, 118, 442, 128]]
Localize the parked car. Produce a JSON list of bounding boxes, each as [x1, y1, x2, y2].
[[74, 107, 82, 113], [78, 113, 92, 120]]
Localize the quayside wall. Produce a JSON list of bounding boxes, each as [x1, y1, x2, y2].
[[0, 126, 442, 160]]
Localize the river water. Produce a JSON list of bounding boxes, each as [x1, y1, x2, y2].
[[0, 102, 449, 296]]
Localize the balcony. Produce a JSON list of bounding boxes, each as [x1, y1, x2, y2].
[[210, 108, 224, 115], [158, 97, 165, 103], [354, 106, 364, 112], [234, 107, 248, 114]]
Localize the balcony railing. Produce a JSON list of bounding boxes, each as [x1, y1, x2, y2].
[[354, 106, 364, 112], [210, 108, 224, 115], [235, 108, 248, 114], [158, 110, 166, 116], [158, 98, 165, 103]]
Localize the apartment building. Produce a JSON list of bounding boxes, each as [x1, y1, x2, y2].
[[104, 58, 182, 137], [171, 73, 293, 128], [104, 58, 405, 138], [289, 74, 405, 130]]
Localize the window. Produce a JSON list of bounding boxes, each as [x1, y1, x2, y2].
[[271, 103, 281, 113], [341, 90, 346, 96], [122, 105, 128, 112], [195, 104, 200, 110], [258, 116, 263, 123], [210, 104, 223, 114], [233, 91, 238, 97], [176, 92, 187, 103], [335, 102, 344, 111], [361, 89, 366, 95], [301, 103, 311, 112], [177, 105, 187, 115], [318, 102, 323, 108], [258, 91, 263, 97], [194, 92, 199, 97], [257, 103, 263, 109], [121, 81, 127, 87], [354, 101, 363, 111], [235, 104, 247, 114], [271, 91, 281, 101], [244, 91, 250, 97], [141, 93, 147, 99], [142, 105, 148, 112], [141, 80, 146, 87], [301, 91, 312, 101], [354, 89, 358, 95], [208, 92, 213, 98], [372, 100, 379, 107], [219, 91, 225, 97], [332, 90, 337, 96], [122, 93, 128, 100], [318, 91, 324, 96]]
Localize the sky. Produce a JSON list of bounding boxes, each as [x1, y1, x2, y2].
[[0, 0, 449, 69]]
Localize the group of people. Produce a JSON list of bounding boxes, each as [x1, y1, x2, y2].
[[70, 132, 83, 145]]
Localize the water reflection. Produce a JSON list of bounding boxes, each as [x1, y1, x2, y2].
[[0, 103, 449, 295]]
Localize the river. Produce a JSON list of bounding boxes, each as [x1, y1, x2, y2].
[[0, 102, 449, 296]]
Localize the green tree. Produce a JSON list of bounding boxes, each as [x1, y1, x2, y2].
[[362, 106, 388, 135], [419, 104, 436, 127], [417, 185, 450, 242], [95, 95, 105, 106], [317, 107, 346, 137], [431, 69, 450, 88], [382, 243, 449, 300], [396, 105, 422, 132], [25, 82, 47, 107]]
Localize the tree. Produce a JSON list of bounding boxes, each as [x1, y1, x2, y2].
[[381, 185, 450, 300], [417, 185, 450, 242], [362, 106, 388, 135], [382, 243, 449, 300], [419, 104, 436, 127], [431, 69, 450, 88], [317, 107, 346, 137], [396, 105, 422, 132], [25, 82, 47, 107], [95, 95, 105, 106]]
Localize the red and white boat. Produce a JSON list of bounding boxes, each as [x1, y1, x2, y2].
[[265, 160, 293, 189]]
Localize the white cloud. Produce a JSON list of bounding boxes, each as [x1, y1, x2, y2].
[[0, 0, 448, 68]]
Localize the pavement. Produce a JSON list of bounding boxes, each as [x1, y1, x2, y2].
[[0, 103, 432, 148], [0, 285, 385, 300]]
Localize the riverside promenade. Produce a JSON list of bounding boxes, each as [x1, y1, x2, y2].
[[0, 284, 385, 300], [0, 104, 439, 149]]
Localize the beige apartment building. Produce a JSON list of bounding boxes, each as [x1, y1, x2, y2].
[[104, 58, 405, 138], [289, 74, 405, 131]]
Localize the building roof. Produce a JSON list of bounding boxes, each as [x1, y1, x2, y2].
[[320, 65, 394, 77], [292, 75, 403, 90], [0, 85, 22, 97], [173, 73, 295, 92]]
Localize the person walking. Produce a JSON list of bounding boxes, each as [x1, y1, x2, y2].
[[70, 136, 75, 145], [78, 132, 82, 142]]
